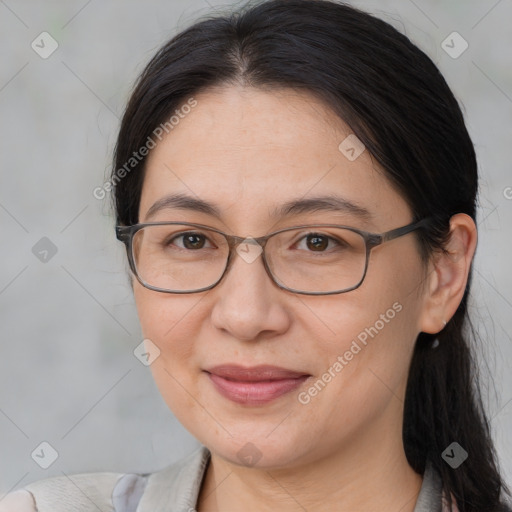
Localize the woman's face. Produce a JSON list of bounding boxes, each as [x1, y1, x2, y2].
[[134, 85, 429, 469]]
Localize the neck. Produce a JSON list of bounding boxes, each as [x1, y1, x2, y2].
[[197, 411, 423, 511]]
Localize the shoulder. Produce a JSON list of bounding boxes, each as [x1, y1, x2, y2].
[[1, 470, 142, 512], [1, 446, 210, 512]]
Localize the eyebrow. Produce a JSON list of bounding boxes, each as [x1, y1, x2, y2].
[[144, 192, 373, 222]]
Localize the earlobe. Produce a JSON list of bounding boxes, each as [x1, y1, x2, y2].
[[419, 213, 477, 334]]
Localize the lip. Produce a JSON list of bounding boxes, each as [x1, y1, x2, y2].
[[204, 364, 311, 405]]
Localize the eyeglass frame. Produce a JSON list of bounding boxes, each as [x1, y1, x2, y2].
[[116, 217, 434, 296]]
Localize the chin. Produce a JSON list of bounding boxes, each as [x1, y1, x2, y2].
[[197, 427, 316, 470]]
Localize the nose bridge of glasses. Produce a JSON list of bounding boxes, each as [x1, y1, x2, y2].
[[226, 232, 268, 246], [223, 232, 269, 254], [227, 234, 266, 266]]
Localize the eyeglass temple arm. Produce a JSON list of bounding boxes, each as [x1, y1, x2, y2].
[[380, 217, 434, 243], [115, 226, 132, 243]]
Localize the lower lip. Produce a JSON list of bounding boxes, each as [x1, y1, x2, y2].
[[206, 373, 310, 405]]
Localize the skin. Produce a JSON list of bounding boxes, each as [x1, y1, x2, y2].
[[134, 85, 477, 511]]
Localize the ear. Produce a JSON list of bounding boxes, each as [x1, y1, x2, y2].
[[418, 213, 478, 334]]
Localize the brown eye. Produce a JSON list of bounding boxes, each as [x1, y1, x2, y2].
[[306, 234, 329, 251], [294, 232, 347, 253], [167, 232, 212, 250]]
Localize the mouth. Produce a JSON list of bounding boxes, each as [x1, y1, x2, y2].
[[203, 364, 311, 405]]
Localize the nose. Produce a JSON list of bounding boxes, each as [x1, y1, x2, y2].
[[209, 241, 291, 341]]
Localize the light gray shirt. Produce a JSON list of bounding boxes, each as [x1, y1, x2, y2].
[[5, 446, 447, 511]]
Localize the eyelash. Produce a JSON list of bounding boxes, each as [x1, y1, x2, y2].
[[166, 231, 345, 253]]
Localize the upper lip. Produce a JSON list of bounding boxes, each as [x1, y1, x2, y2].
[[204, 364, 310, 381]]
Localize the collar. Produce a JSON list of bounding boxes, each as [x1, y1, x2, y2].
[[137, 446, 210, 512]]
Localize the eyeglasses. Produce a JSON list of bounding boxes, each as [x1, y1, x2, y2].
[[116, 218, 433, 295]]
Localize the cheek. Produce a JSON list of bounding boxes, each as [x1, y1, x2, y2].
[[298, 301, 416, 449], [134, 285, 207, 427], [305, 252, 423, 414], [134, 283, 199, 343], [133, 283, 201, 378]]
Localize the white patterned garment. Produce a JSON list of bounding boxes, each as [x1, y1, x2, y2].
[[4, 445, 505, 512]]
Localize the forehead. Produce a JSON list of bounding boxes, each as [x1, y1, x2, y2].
[[139, 85, 410, 230]]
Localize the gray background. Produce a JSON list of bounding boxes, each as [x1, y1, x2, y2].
[[1, 0, 511, 496]]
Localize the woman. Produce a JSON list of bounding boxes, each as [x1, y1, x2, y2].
[[3, 0, 510, 510]]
